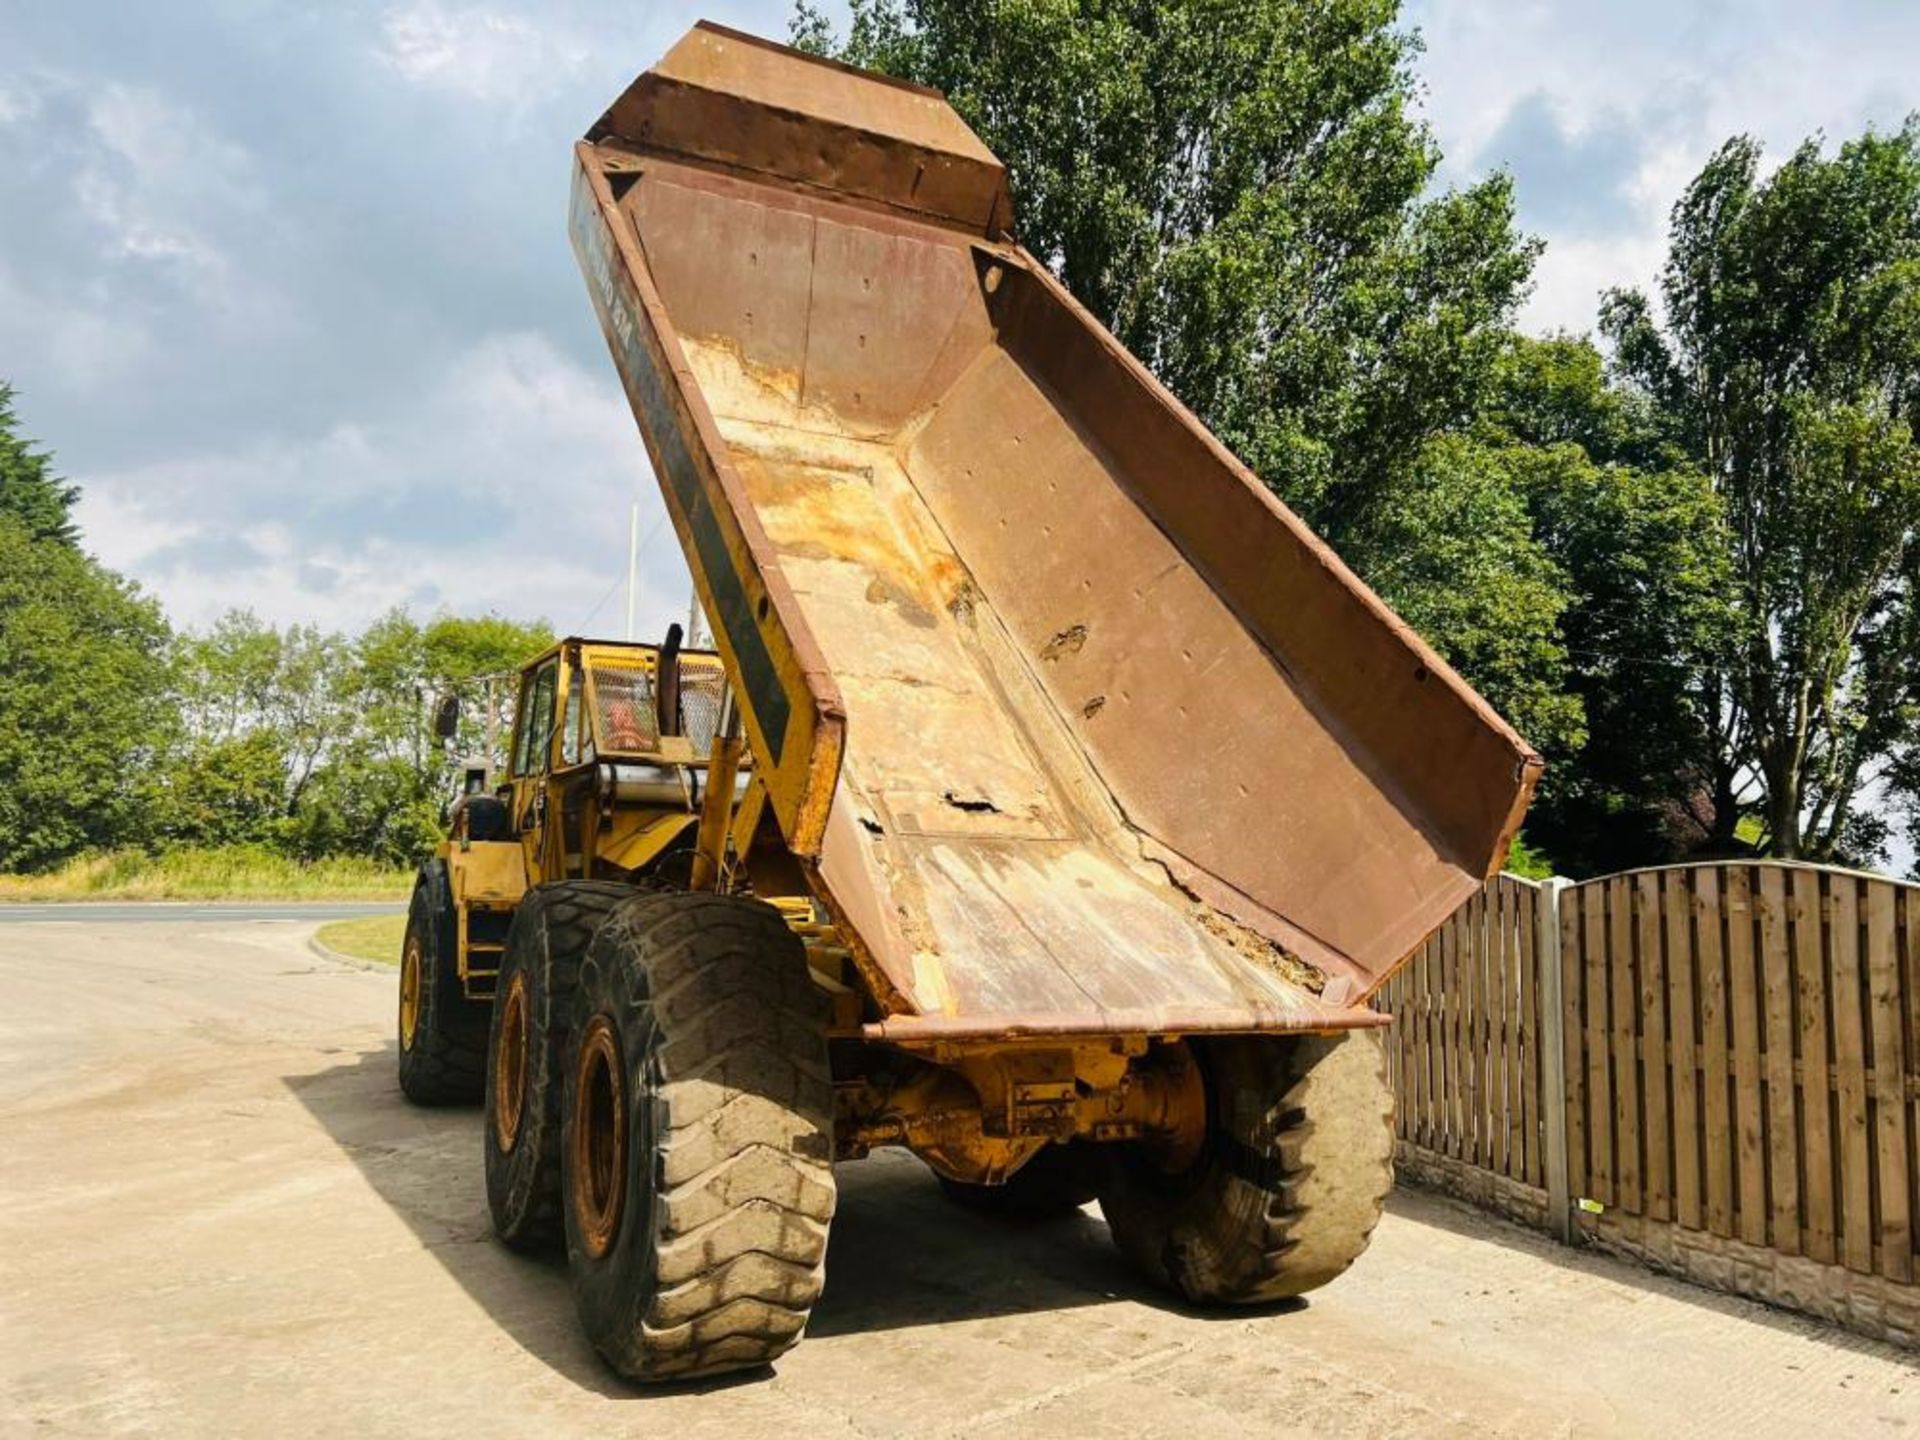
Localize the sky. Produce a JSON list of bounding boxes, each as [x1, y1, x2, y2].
[[2, 0, 1918, 644]]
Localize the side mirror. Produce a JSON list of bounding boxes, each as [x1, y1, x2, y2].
[[432, 692, 460, 742]]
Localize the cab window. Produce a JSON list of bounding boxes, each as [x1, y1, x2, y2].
[[513, 661, 558, 777], [591, 661, 658, 753], [560, 668, 584, 767]]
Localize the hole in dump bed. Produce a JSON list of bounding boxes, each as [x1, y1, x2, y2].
[[941, 791, 1000, 815], [1039, 624, 1088, 662]]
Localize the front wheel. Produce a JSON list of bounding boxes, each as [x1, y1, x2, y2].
[[1094, 1031, 1393, 1304], [396, 861, 488, 1105], [561, 892, 836, 1382]]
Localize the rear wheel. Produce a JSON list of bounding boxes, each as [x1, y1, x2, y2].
[[1094, 1031, 1393, 1304], [396, 861, 489, 1105], [485, 881, 635, 1251], [561, 892, 836, 1383], [938, 1143, 1099, 1220]]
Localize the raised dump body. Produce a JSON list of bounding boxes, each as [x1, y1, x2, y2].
[[570, 23, 1541, 1043]]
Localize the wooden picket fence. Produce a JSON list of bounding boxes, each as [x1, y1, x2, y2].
[[1381, 874, 1547, 1192], [1375, 861, 1920, 1344]]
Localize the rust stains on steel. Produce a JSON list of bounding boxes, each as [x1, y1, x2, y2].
[[589, 20, 1016, 238], [575, 23, 1541, 1040]]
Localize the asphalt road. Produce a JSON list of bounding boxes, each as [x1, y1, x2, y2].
[[3, 916, 1917, 1438], [0, 901, 402, 924]]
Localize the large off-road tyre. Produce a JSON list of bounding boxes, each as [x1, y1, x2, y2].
[[396, 861, 490, 1106], [1095, 1031, 1393, 1304], [485, 880, 635, 1252], [938, 1143, 1099, 1220], [561, 892, 836, 1383]]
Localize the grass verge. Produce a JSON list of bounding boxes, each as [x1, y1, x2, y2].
[[0, 846, 413, 902], [315, 912, 408, 965]]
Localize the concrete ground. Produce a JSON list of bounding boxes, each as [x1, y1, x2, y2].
[[3, 916, 1916, 1438]]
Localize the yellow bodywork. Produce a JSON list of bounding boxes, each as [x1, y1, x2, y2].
[[439, 635, 1216, 1183], [598, 813, 697, 874], [444, 840, 526, 990], [441, 636, 734, 994], [450, 842, 526, 906]]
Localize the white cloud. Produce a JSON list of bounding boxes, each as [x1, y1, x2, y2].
[[85, 82, 249, 181], [73, 331, 687, 637], [70, 487, 196, 568], [0, 71, 287, 385], [78, 82, 263, 297], [73, 169, 230, 290], [1408, 0, 1920, 334], [376, 0, 590, 103], [1520, 232, 1668, 337], [0, 257, 156, 392], [102, 524, 678, 642]]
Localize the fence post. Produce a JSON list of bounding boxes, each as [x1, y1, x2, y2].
[[1537, 877, 1573, 1244]]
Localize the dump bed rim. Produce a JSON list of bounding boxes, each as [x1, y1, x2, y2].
[[862, 1006, 1392, 1044]]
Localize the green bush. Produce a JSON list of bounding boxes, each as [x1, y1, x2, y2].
[[0, 845, 411, 901]]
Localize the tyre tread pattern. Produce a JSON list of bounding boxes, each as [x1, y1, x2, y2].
[[486, 880, 636, 1249], [1240, 1030, 1396, 1301], [397, 862, 488, 1106], [568, 892, 835, 1382], [1100, 1031, 1394, 1304]]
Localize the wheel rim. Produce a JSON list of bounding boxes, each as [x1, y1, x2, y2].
[[398, 934, 423, 1052], [1138, 1040, 1209, 1177], [492, 970, 531, 1153], [573, 1014, 627, 1259]]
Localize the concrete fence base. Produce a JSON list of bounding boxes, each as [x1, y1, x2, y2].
[[1378, 860, 1920, 1351]]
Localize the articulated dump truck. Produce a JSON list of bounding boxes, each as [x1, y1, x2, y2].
[[394, 22, 1540, 1382]]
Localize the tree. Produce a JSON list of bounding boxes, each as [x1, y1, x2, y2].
[[1603, 125, 1920, 861], [1887, 559, 1920, 867], [0, 517, 173, 869], [169, 611, 355, 824], [1476, 336, 1738, 874], [299, 610, 550, 864], [791, 0, 1538, 532], [1488, 331, 1670, 471], [1341, 433, 1584, 765], [0, 383, 79, 547], [150, 731, 291, 850], [165, 608, 552, 867]]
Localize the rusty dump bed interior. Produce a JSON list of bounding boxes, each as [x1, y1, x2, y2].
[[573, 23, 1542, 1041]]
